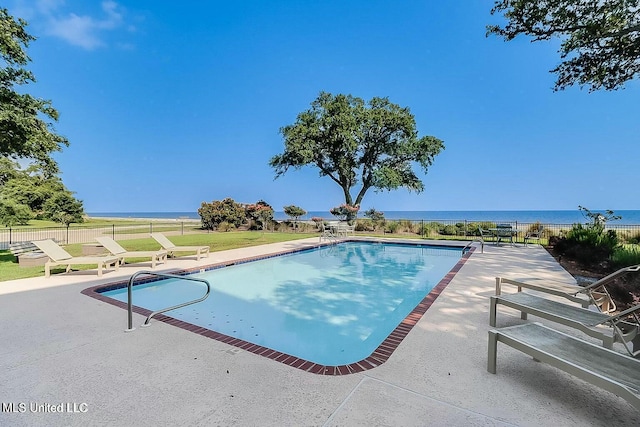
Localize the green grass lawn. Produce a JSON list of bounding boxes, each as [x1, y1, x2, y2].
[[0, 230, 478, 282], [0, 231, 318, 282]]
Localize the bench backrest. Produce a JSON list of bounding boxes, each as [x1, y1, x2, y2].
[[31, 239, 73, 262], [9, 239, 61, 257]]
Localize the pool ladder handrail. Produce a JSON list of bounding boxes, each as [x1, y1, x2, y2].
[[463, 238, 484, 254], [125, 271, 211, 332]]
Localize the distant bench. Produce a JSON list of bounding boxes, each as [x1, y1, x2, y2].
[[9, 240, 60, 268]]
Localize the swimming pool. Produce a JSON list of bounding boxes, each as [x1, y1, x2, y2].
[[89, 241, 471, 374]]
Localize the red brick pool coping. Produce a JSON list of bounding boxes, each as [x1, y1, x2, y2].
[[82, 241, 475, 375]]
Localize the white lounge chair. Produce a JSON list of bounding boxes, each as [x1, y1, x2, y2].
[[95, 236, 168, 269], [490, 292, 640, 356], [32, 239, 120, 278], [495, 264, 640, 313], [488, 322, 640, 411], [150, 233, 209, 260]]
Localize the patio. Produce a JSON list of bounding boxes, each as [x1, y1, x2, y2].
[[1, 238, 638, 426]]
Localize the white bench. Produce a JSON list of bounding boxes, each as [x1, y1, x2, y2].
[[491, 293, 614, 349], [488, 322, 640, 411], [490, 292, 640, 356]]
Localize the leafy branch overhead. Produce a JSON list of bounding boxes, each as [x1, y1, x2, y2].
[[0, 8, 68, 174], [487, 0, 640, 91], [270, 92, 444, 209]]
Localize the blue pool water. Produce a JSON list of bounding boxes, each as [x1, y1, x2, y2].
[[101, 242, 463, 365]]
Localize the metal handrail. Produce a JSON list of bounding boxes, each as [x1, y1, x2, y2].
[[125, 271, 210, 332], [463, 238, 484, 254], [319, 224, 339, 244]]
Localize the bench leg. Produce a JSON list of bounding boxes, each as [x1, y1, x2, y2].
[[490, 296, 498, 327], [600, 335, 615, 350], [488, 330, 498, 374]]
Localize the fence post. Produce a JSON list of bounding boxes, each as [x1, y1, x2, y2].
[[181, 222, 184, 235], [150, 223, 153, 234], [9, 227, 12, 245], [66, 224, 70, 244], [112, 224, 115, 239]]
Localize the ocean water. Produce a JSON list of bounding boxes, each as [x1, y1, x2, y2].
[[87, 210, 640, 225]]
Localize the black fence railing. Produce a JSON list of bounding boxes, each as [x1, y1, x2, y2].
[[359, 219, 640, 243], [1, 219, 639, 250], [0, 222, 197, 249]]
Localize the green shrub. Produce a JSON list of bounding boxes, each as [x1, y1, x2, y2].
[[299, 222, 311, 232], [627, 232, 640, 245], [217, 221, 236, 232], [610, 245, 640, 268], [355, 219, 373, 232], [525, 222, 543, 233], [568, 223, 618, 248], [418, 221, 441, 237], [418, 223, 430, 236], [441, 225, 457, 236], [467, 222, 496, 236], [198, 197, 246, 230], [363, 208, 385, 222], [398, 219, 417, 233], [552, 207, 625, 266], [454, 222, 467, 235], [385, 221, 400, 233], [246, 200, 274, 230]]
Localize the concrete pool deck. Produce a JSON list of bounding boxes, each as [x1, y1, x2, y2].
[[1, 237, 638, 426]]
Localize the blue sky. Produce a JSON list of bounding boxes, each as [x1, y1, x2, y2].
[[8, 0, 639, 213]]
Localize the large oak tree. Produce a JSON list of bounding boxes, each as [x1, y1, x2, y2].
[[487, 0, 640, 91], [1, 8, 68, 174], [270, 92, 444, 214], [0, 8, 84, 225]]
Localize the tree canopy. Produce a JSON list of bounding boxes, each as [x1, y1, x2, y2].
[[270, 92, 444, 211], [198, 197, 246, 230], [487, 0, 640, 91], [0, 8, 68, 174], [0, 9, 83, 226], [283, 205, 306, 220], [0, 159, 84, 225], [245, 200, 274, 230]]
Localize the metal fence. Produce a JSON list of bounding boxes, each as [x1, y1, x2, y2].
[[2, 218, 639, 250], [364, 219, 640, 243], [0, 222, 196, 250]]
